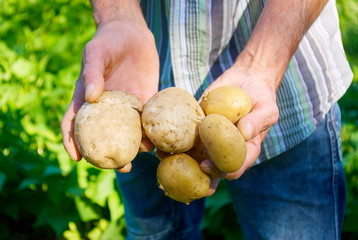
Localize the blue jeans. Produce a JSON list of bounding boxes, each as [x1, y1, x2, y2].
[[116, 104, 347, 240]]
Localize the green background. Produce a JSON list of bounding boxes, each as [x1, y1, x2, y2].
[[0, 0, 357, 239]]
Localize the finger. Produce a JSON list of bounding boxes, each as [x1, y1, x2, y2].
[[225, 128, 269, 180], [61, 81, 86, 161], [139, 136, 155, 152], [155, 149, 171, 161], [61, 107, 82, 161], [206, 178, 220, 197], [116, 162, 132, 173], [199, 128, 270, 181], [81, 41, 106, 103], [200, 159, 228, 179], [139, 128, 155, 152], [197, 79, 224, 103], [198, 90, 208, 104], [237, 102, 278, 141]]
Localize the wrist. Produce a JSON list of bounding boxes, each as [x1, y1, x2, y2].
[[92, 0, 146, 27], [233, 0, 328, 91], [233, 49, 285, 92]]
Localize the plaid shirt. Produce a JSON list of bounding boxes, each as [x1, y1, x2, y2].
[[140, 0, 353, 162]]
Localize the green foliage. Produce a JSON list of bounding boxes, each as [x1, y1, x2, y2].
[[340, 84, 358, 235], [337, 0, 358, 237], [337, 0, 358, 80], [202, 181, 244, 240], [0, 0, 125, 239], [0, 0, 357, 239]]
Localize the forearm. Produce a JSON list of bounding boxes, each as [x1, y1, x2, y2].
[[236, 0, 328, 89], [90, 0, 146, 27]]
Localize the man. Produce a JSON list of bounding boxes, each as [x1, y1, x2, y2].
[[61, 0, 352, 239]]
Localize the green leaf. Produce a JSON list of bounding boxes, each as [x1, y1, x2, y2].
[[18, 178, 41, 190], [343, 204, 358, 232], [43, 165, 62, 177], [100, 219, 126, 240], [11, 57, 34, 79], [0, 172, 6, 191], [108, 191, 124, 221], [88, 171, 116, 207], [35, 201, 79, 236], [67, 187, 85, 197], [63, 222, 82, 240], [204, 180, 232, 217], [0, 201, 20, 221], [202, 181, 243, 239], [88, 219, 108, 240], [75, 196, 100, 222], [21, 120, 58, 142]]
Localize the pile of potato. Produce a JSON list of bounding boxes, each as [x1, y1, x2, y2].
[[74, 86, 251, 204]]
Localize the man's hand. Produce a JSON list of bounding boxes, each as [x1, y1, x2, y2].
[[201, 63, 279, 196], [61, 1, 159, 173], [201, 0, 328, 196]]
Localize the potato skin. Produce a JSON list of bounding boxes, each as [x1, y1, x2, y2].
[[142, 87, 205, 153], [186, 139, 209, 162], [74, 91, 142, 169], [200, 86, 251, 123], [199, 114, 246, 173], [157, 153, 210, 204]]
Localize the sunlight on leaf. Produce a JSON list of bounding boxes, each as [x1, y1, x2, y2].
[[63, 222, 82, 240], [75, 196, 100, 222], [11, 57, 34, 79]]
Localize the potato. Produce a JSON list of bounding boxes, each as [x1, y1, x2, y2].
[[74, 90, 142, 169], [200, 86, 251, 123], [199, 114, 246, 173], [142, 87, 205, 153], [186, 139, 209, 162], [157, 153, 210, 204]]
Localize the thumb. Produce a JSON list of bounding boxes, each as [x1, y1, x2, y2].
[[81, 42, 106, 102], [237, 102, 279, 141]]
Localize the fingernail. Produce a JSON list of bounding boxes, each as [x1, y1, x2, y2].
[[85, 83, 94, 101], [200, 159, 212, 171], [239, 123, 253, 141], [200, 159, 210, 167]]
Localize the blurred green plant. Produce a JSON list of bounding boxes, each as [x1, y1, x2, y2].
[[0, 0, 125, 239], [337, 0, 358, 237], [0, 0, 357, 239]]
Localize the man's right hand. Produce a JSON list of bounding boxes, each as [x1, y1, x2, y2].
[[61, 13, 159, 172]]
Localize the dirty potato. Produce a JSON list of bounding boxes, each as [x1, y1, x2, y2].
[[200, 86, 251, 123], [142, 87, 205, 153], [199, 113, 246, 173], [74, 90, 142, 170], [157, 153, 210, 204]]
